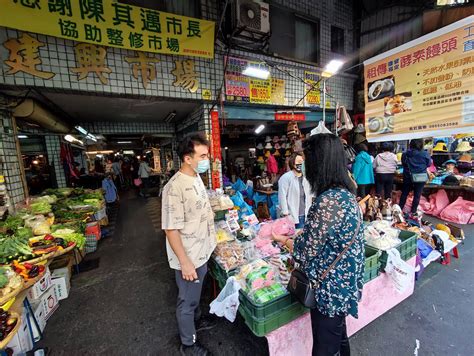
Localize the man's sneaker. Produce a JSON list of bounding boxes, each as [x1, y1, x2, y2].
[[180, 343, 212, 356], [195, 315, 218, 332]]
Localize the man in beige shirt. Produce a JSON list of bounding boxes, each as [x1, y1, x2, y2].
[[162, 134, 216, 356]]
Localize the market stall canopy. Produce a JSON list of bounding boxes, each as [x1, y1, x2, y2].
[[220, 106, 335, 123]]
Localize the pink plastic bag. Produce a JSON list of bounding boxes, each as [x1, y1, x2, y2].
[[422, 189, 450, 217], [403, 194, 429, 214], [271, 216, 296, 236], [440, 197, 474, 224]]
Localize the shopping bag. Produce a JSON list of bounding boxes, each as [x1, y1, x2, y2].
[[134, 178, 142, 187], [337, 105, 354, 134], [385, 248, 415, 293], [209, 277, 241, 322], [310, 120, 332, 136]]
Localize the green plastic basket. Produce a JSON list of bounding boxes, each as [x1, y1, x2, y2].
[[364, 246, 381, 283], [239, 299, 308, 337], [238, 289, 296, 320], [374, 230, 418, 271]]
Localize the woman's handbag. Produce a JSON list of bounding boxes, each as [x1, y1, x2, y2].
[[411, 172, 429, 183], [287, 219, 361, 308], [134, 178, 142, 187]]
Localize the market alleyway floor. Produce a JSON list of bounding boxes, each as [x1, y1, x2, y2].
[[38, 192, 474, 356]]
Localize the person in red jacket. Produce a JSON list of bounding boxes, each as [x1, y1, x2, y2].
[[266, 149, 278, 183]]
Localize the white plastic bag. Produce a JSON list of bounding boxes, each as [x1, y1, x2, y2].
[[209, 277, 241, 322], [385, 248, 415, 293], [310, 120, 332, 136]]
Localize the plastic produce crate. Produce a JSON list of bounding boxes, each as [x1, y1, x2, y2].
[[238, 289, 296, 320], [239, 299, 308, 337], [376, 230, 418, 271], [364, 246, 381, 283]]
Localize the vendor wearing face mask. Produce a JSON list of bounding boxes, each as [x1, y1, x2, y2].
[[278, 153, 313, 229], [162, 134, 216, 356]]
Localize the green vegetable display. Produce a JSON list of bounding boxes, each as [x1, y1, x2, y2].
[[0, 236, 33, 264], [15, 227, 33, 242], [0, 216, 23, 233], [30, 202, 52, 215], [52, 229, 86, 249], [0, 267, 9, 288]]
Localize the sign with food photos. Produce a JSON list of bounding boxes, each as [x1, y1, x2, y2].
[[364, 16, 474, 142]]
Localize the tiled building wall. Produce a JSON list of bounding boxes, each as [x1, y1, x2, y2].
[[45, 135, 67, 188], [0, 110, 25, 205], [0, 21, 355, 110], [270, 0, 354, 67]]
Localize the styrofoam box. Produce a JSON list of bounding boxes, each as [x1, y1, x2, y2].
[[27, 267, 52, 300], [27, 300, 46, 342], [7, 311, 34, 354], [52, 276, 71, 301], [30, 285, 59, 322], [51, 265, 71, 280]]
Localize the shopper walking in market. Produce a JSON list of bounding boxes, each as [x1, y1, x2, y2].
[[162, 134, 216, 356], [373, 141, 398, 199], [272, 134, 364, 356], [138, 157, 152, 197], [399, 138, 431, 217], [278, 153, 312, 229], [352, 143, 375, 198]]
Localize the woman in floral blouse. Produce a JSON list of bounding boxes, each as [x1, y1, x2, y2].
[[273, 134, 364, 356]]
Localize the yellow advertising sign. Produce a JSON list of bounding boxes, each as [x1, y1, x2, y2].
[[250, 78, 271, 104], [224, 56, 286, 105], [304, 71, 321, 107], [364, 16, 474, 142], [0, 0, 215, 59], [270, 78, 286, 105]]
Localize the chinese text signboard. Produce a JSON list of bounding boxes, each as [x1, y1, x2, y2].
[[2, 31, 200, 90], [304, 71, 321, 107], [275, 113, 305, 121], [364, 16, 474, 142], [0, 0, 215, 59], [224, 56, 286, 105]]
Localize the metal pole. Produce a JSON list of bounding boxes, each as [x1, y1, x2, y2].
[[322, 79, 326, 123]]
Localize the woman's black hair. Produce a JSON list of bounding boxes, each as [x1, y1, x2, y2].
[[357, 143, 368, 153], [303, 134, 356, 196], [409, 138, 423, 151], [381, 141, 394, 152], [288, 153, 303, 170]]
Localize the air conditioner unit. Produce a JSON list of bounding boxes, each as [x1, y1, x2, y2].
[[235, 0, 270, 34]]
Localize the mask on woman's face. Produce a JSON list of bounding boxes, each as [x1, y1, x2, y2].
[[295, 164, 303, 173]]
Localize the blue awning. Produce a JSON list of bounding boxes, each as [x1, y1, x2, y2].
[[220, 106, 335, 123]]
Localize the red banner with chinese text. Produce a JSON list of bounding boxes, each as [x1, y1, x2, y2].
[[210, 110, 221, 189], [275, 113, 306, 121]]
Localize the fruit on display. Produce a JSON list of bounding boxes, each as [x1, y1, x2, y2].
[[0, 308, 18, 342], [12, 261, 46, 280]]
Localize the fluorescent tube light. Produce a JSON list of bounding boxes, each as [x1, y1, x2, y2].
[[322, 59, 344, 77], [117, 141, 132, 144], [74, 126, 88, 135], [255, 124, 265, 134], [242, 66, 270, 80], [18, 135, 28, 139]]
